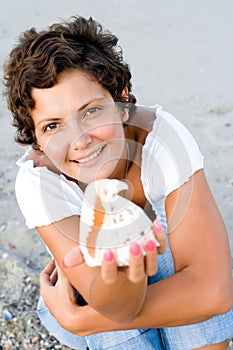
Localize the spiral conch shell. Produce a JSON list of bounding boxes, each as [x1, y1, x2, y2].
[[79, 179, 160, 267]]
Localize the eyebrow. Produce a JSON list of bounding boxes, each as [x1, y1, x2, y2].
[[78, 97, 108, 112], [36, 117, 61, 128], [36, 96, 108, 127]]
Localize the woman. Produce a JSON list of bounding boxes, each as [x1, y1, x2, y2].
[[3, 15, 233, 349]]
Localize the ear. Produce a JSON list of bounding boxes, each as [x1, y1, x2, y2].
[[121, 87, 129, 123], [121, 87, 129, 101]]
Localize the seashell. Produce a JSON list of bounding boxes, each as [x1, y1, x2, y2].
[[79, 179, 160, 267]]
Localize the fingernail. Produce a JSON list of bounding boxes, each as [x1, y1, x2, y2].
[[130, 242, 141, 256], [145, 240, 156, 252], [152, 219, 162, 232], [104, 249, 114, 262]]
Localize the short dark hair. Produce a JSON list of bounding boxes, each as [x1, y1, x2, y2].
[[3, 15, 136, 148]]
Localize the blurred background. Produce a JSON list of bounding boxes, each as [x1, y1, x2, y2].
[[0, 0, 232, 348]]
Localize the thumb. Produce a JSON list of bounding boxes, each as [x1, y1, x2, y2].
[[62, 246, 84, 268], [55, 263, 72, 289]]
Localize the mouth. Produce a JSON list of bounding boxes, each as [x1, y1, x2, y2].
[[73, 146, 105, 164]]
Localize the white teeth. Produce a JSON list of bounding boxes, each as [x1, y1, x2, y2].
[[77, 147, 103, 164]]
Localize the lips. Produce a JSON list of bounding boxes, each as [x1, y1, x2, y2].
[[72, 146, 104, 164]]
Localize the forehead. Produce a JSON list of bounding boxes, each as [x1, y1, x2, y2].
[[31, 70, 111, 118]]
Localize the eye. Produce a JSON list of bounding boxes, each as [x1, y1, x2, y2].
[[44, 122, 59, 132], [85, 106, 101, 116]]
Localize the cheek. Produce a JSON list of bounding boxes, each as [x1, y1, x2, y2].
[[40, 133, 70, 167], [94, 122, 124, 140]]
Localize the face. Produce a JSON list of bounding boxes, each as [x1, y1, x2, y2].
[[31, 70, 128, 184]]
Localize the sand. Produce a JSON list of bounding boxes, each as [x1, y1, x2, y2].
[[0, 0, 232, 349]]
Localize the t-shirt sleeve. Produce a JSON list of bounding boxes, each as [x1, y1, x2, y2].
[[141, 107, 204, 204], [15, 163, 83, 229]]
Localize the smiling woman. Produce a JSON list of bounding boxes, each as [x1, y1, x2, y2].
[[31, 70, 128, 183], [3, 15, 233, 350]]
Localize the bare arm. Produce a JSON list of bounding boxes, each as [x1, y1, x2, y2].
[[37, 215, 164, 323], [40, 169, 233, 334], [134, 170, 233, 327]]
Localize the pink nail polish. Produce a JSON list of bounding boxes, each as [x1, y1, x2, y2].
[[145, 240, 156, 252], [152, 219, 162, 232], [104, 249, 114, 262], [130, 242, 141, 256]]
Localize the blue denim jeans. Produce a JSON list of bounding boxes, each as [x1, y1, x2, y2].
[[37, 297, 164, 350]]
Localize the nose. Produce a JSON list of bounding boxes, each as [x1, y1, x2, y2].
[[69, 120, 92, 150]]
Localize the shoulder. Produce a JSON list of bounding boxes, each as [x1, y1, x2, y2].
[[149, 107, 204, 170], [16, 148, 80, 193], [15, 149, 83, 229], [131, 105, 156, 131], [139, 106, 204, 202], [126, 105, 155, 140]]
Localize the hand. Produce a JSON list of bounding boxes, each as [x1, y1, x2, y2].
[[40, 259, 107, 336], [39, 259, 78, 328], [102, 218, 166, 284], [62, 218, 166, 284]]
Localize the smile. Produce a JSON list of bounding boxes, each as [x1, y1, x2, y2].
[[75, 146, 104, 164]]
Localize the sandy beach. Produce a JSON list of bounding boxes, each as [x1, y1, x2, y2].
[[0, 0, 232, 348]]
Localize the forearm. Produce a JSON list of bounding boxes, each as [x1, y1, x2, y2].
[[134, 269, 232, 328], [65, 268, 233, 336], [89, 271, 147, 323], [37, 220, 149, 323]]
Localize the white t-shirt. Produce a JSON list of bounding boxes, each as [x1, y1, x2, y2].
[[15, 105, 204, 229], [15, 149, 84, 229]]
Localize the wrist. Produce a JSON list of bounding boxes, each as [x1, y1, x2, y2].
[[89, 272, 147, 324], [66, 304, 98, 336], [56, 303, 77, 332]]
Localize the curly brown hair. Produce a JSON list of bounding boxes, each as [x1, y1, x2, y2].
[[3, 15, 136, 149]]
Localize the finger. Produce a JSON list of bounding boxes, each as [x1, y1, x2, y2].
[[56, 262, 69, 282], [54, 263, 77, 303], [40, 259, 56, 285], [62, 245, 84, 268], [43, 259, 56, 274], [144, 240, 158, 276], [55, 261, 64, 275], [152, 219, 166, 254], [50, 266, 58, 285], [39, 260, 56, 296], [127, 243, 145, 283], [101, 250, 118, 284]]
